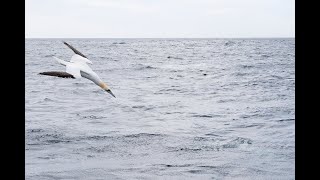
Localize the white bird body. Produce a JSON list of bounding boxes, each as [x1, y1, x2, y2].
[[40, 42, 116, 97], [54, 55, 96, 78]]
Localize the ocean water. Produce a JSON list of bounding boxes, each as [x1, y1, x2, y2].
[[25, 38, 295, 179]]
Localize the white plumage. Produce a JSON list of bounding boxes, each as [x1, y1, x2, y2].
[[40, 42, 116, 98]]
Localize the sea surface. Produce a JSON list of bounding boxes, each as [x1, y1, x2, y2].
[[25, 38, 295, 179]]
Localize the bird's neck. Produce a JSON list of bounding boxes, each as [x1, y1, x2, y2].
[[99, 82, 108, 90]]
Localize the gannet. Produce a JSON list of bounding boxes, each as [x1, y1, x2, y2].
[[39, 41, 116, 98]]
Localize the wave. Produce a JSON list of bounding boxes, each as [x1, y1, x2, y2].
[[222, 137, 253, 148], [27, 130, 72, 146], [191, 114, 223, 118]]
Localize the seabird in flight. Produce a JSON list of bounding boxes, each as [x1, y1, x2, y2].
[[39, 41, 116, 98]]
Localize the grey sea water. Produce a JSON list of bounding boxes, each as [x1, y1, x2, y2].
[[25, 38, 295, 179]]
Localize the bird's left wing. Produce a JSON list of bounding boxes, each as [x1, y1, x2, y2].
[[39, 71, 75, 78], [63, 41, 87, 58]]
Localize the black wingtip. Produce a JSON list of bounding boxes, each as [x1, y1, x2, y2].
[[38, 71, 75, 78], [62, 41, 87, 58], [63, 41, 69, 46]]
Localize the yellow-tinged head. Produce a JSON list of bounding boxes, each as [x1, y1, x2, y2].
[[99, 82, 116, 98]]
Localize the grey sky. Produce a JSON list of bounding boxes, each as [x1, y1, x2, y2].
[[26, 0, 295, 38]]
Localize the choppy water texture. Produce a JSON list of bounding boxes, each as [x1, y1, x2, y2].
[[25, 38, 295, 179]]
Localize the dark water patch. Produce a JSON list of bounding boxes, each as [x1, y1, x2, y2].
[[34, 133, 64, 139], [27, 143, 46, 146], [86, 135, 111, 141], [224, 41, 236, 46], [30, 90, 41, 93], [132, 105, 145, 109], [43, 98, 53, 102], [27, 128, 45, 133], [37, 156, 51, 160], [175, 147, 202, 152], [46, 139, 71, 144], [240, 112, 273, 119], [217, 99, 235, 103], [236, 123, 264, 128], [158, 164, 193, 168], [169, 69, 183, 73], [146, 76, 157, 79], [164, 111, 184, 115], [145, 65, 156, 69], [192, 114, 212, 118], [232, 72, 249, 77], [168, 145, 222, 152], [261, 54, 271, 58], [191, 114, 223, 118], [83, 115, 105, 119], [239, 65, 254, 69], [276, 118, 295, 122], [112, 42, 126, 45], [135, 64, 157, 70], [123, 133, 163, 138], [27, 131, 74, 145], [198, 165, 218, 169], [159, 88, 183, 92], [73, 82, 87, 87], [270, 75, 284, 80], [187, 169, 205, 174], [205, 133, 222, 137], [167, 56, 183, 60], [131, 105, 156, 111]]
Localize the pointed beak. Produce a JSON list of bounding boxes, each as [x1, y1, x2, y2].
[[106, 89, 116, 98]]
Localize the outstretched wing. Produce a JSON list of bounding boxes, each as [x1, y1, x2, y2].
[[63, 41, 87, 58], [39, 71, 75, 78]]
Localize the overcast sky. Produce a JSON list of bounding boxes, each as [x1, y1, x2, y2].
[[26, 0, 294, 38]]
